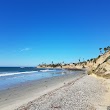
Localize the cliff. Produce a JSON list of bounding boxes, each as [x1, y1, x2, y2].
[[37, 50, 110, 78]]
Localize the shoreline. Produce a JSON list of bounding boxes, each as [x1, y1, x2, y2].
[[0, 71, 85, 110], [17, 74, 110, 110]]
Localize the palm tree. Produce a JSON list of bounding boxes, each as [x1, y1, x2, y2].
[[99, 48, 102, 54], [51, 61, 54, 67], [104, 47, 107, 53], [107, 46, 110, 51], [79, 59, 80, 63], [87, 59, 90, 62], [83, 58, 85, 62], [90, 58, 93, 62]]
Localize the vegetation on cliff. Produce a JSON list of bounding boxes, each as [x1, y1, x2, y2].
[[38, 46, 110, 78]]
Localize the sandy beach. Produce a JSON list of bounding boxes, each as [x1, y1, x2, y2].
[[0, 70, 110, 110], [0, 71, 85, 110], [16, 74, 110, 110]]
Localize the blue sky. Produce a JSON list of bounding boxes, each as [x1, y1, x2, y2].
[[0, 0, 110, 66]]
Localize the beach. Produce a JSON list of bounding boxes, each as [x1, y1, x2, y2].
[[0, 71, 85, 110], [17, 74, 110, 110], [0, 0, 110, 109], [0, 70, 110, 110]]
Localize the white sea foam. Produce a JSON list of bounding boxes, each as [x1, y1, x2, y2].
[[40, 70, 56, 72], [0, 71, 38, 77]]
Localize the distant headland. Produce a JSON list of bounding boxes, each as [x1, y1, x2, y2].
[[38, 46, 110, 78]]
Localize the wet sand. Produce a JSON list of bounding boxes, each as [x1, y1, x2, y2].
[[0, 71, 85, 110]]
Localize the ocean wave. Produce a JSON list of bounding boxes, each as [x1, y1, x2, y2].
[[0, 71, 38, 77], [40, 70, 56, 72]]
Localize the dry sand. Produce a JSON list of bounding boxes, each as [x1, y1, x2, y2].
[[0, 71, 85, 110], [17, 74, 110, 110]]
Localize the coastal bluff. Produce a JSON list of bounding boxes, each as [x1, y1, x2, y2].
[[38, 50, 110, 78]]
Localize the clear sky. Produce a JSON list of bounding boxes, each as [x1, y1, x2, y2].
[[0, 0, 110, 66]]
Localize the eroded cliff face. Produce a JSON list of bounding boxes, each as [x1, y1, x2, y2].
[[85, 51, 110, 78], [72, 51, 110, 78], [94, 58, 110, 78]]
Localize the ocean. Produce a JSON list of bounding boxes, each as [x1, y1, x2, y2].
[[0, 67, 64, 90]]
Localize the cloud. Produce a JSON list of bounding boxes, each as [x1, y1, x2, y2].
[[20, 48, 31, 52]]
